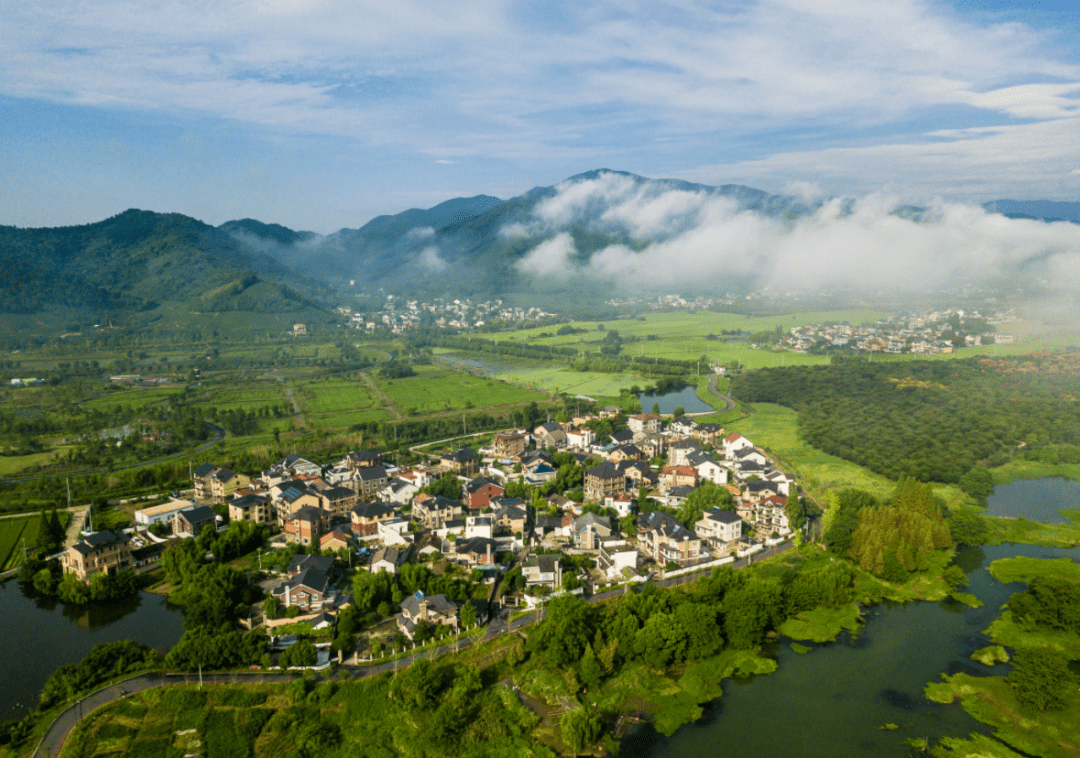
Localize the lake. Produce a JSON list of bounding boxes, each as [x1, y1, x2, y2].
[[984, 476, 1080, 523], [0, 582, 185, 719], [631, 541, 1080, 758], [638, 385, 714, 415]]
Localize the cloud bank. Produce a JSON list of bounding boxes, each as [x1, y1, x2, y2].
[[513, 173, 1080, 294]]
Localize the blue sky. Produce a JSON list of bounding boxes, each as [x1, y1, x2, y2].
[[2, 0, 1079, 233]]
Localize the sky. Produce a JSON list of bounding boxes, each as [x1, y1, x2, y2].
[[2, 0, 1080, 233]]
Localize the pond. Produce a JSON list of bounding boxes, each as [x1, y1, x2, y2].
[[0, 582, 185, 719], [630, 541, 1080, 758], [638, 385, 714, 415], [983, 476, 1080, 523]]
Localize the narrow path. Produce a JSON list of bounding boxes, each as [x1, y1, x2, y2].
[[356, 371, 404, 421], [285, 389, 306, 430], [704, 374, 736, 414]]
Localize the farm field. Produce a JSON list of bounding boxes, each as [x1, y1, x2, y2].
[[0, 448, 75, 477], [308, 409, 390, 430], [377, 364, 549, 414], [0, 515, 38, 569], [296, 383, 376, 414], [481, 310, 1070, 367], [81, 388, 184, 411], [436, 350, 651, 397]]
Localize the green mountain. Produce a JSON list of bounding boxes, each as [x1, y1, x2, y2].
[[0, 209, 330, 325]]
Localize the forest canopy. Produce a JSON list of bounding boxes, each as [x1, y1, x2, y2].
[[732, 354, 1080, 484]]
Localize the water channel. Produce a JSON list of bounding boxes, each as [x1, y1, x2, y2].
[[0, 583, 185, 719], [631, 477, 1080, 758]]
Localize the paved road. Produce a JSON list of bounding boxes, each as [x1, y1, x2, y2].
[[2, 424, 225, 484], [33, 538, 796, 757]]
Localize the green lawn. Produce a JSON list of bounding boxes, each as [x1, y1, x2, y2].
[[378, 364, 549, 414], [0, 447, 74, 476], [299, 383, 376, 414]]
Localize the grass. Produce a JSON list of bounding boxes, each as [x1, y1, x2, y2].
[[988, 556, 1080, 584], [297, 383, 375, 414], [983, 612, 1080, 659], [989, 459, 1080, 486], [982, 516, 1080, 548], [0, 448, 74, 476], [377, 364, 548, 414], [81, 388, 183, 411], [0, 515, 35, 570], [778, 605, 863, 643], [925, 672, 1080, 758], [971, 645, 1010, 666]]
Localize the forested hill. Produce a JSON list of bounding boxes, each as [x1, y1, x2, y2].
[[0, 209, 328, 316], [732, 354, 1080, 484]]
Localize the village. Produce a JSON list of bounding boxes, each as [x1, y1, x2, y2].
[[335, 295, 557, 334], [779, 308, 1016, 355], [60, 407, 803, 668]]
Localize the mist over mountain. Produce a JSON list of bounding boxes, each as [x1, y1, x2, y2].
[[982, 200, 1080, 225], [6, 172, 1080, 330], [219, 170, 1080, 303]]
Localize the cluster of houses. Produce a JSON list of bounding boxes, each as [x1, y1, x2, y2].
[[62, 407, 800, 645], [781, 308, 1015, 355], [337, 295, 555, 334]]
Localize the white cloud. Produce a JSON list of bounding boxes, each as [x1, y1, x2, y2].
[[417, 245, 447, 271], [517, 233, 578, 276], [509, 175, 1080, 295]]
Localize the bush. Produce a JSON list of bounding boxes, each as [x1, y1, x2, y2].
[[1008, 648, 1075, 711]]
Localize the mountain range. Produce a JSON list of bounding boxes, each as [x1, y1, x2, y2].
[[1, 170, 1077, 331]]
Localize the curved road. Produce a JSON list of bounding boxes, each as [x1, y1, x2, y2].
[[2, 423, 226, 484], [33, 539, 795, 758]]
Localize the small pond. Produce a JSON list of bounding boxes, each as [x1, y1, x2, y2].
[[984, 477, 1080, 523], [0, 583, 185, 718], [638, 385, 714, 415]]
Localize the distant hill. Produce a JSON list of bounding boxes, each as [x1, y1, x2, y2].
[[232, 171, 813, 298], [0, 209, 329, 323], [983, 200, 1080, 224]]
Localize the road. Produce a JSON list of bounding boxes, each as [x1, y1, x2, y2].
[[33, 538, 796, 757], [1, 423, 226, 484]]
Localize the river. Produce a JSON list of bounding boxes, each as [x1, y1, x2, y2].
[[0, 583, 185, 719], [630, 478, 1080, 758]]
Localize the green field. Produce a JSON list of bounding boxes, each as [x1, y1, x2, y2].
[[377, 364, 549, 414], [0, 447, 74, 476], [308, 409, 390, 430], [81, 388, 184, 411], [0, 515, 38, 569], [298, 383, 376, 414]]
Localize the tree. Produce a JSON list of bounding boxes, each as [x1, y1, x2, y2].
[[460, 600, 477, 628], [947, 508, 989, 546], [561, 707, 603, 751], [1008, 648, 1074, 711], [280, 639, 318, 668], [959, 466, 994, 501], [673, 406, 685, 418], [785, 490, 806, 531], [652, 402, 660, 415], [677, 480, 734, 529]]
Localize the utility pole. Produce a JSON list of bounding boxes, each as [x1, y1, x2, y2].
[[66, 478, 72, 509]]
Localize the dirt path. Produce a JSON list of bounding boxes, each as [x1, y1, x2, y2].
[[357, 371, 404, 421], [285, 388, 306, 429], [63, 507, 89, 547]]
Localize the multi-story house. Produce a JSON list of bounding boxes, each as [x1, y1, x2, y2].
[[411, 494, 462, 529], [493, 430, 528, 459], [398, 591, 458, 639], [62, 531, 133, 582], [228, 493, 273, 524], [441, 449, 479, 477], [174, 505, 217, 538], [464, 476, 505, 511], [694, 508, 742, 551], [354, 464, 389, 499], [598, 538, 639, 580], [627, 413, 661, 436], [522, 554, 562, 590], [638, 511, 702, 568], [585, 462, 625, 502], [533, 421, 568, 449], [350, 501, 396, 538], [284, 505, 329, 546]]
